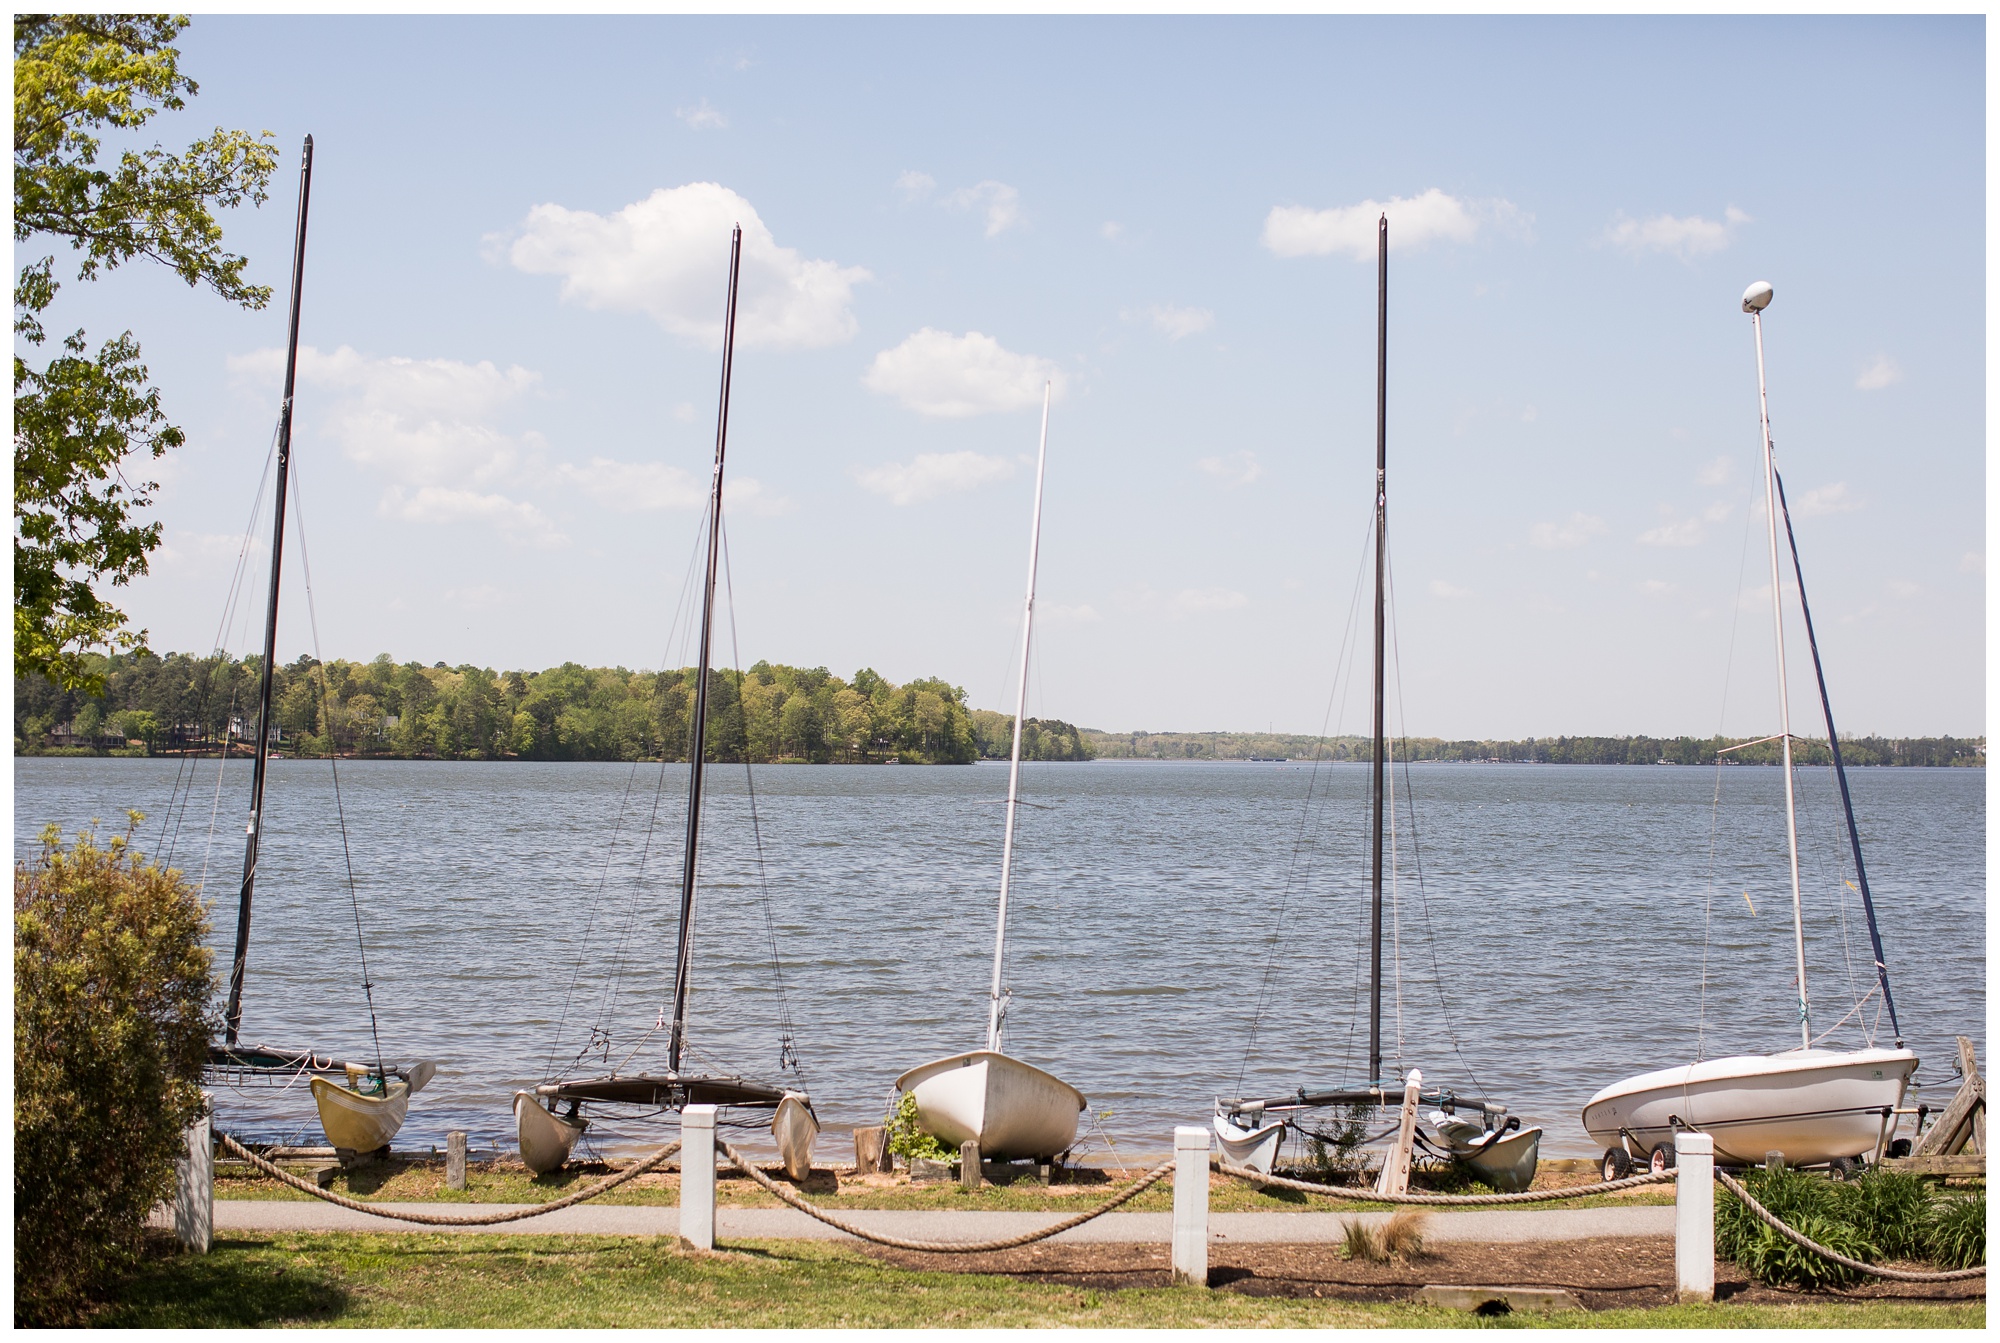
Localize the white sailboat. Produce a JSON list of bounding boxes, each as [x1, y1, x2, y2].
[[1582, 281, 1918, 1176], [895, 385, 1087, 1164]]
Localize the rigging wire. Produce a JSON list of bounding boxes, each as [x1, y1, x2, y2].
[[285, 454, 388, 1081], [1699, 482, 1762, 1056]]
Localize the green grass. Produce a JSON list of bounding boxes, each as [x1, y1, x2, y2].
[[216, 1162, 1673, 1213], [91, 1234, 1984, 1329]]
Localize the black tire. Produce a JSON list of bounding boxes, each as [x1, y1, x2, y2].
[[1828, 1156, 1859, 1181], [1603, 1148, 1633, 1181], [1650, 1144, 1676, 1173], [1887, 1138, 1912, 1159]]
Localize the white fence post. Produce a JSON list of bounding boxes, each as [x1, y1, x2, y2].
[[174, 1099, 213, 1253], [1172, 1126, 1209, 1287], [1674, 1130, 1715, 1303], [681, 1105, 717, 1251]]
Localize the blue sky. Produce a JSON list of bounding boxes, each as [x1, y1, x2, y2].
[[37, 15, 1984, 736]]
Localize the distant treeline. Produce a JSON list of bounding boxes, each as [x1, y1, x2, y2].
[[1084, 730, 1985, 768], [14, 651, 1094, 765]]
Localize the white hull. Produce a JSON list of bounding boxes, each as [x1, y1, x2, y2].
[[1213, 1113, 1286, 1173], [310, 1076, 409, 1154], [773, 1092, 819, 1180], [1583, 1047, 1916, 1166], [896, 1050, 1085, 1161], [515, 1090, 587, 1175], [1433, 1114, 1542, 1192]]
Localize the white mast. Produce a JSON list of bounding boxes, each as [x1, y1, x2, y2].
[[986, 382, 1053, 1054], [1745, 281, 1811, 1051]]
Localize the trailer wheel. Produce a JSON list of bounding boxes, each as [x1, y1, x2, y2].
[[1650, 1144, 1676, 1173], [1828, 1156, 1859, 1181], [1886, 1138, 1912, 1159], [1602, 1148, 1632, 1181]]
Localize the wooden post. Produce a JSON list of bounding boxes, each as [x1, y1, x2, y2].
[[1674, 1130, 1714, 1303], [1172, 1126, 1210, 1287], [852, 1125, 889, 1174], [1917, 1037, 1986, 1158], [446, 1130, 467, 1191], [1374, 1069, 1421, 1197], [173, 1101, 213, 1254], [960, 1139, 981, 1191], [681, 1105, 716, 1250]]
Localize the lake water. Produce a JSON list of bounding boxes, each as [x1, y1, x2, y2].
[[14, 756, 1985, 1160]]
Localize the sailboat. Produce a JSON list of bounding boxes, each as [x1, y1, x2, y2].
[[894, 385, 1088, 1164], [1581, 281, 1918, 1176], [204, 134, 436, 1155], [514, 225, 817, 1179], [1214, 213, 1537, 1187]]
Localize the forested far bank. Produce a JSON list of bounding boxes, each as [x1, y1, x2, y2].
[[14, 652, 1093, 765], [1084, 730, 1984, 767]]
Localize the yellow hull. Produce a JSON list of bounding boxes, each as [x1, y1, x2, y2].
[[310, 1075, 410, 1153]]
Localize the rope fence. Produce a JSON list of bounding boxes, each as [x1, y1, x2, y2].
[[717, 1139, 1176, 1253], [1213, 1158, 1676, 1204], [216, 1131, 680, 1226]]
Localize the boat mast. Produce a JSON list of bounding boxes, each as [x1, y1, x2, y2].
[[223, 134, 315, 1046], [668, 224, 743, 1075], [1747, 284, 1812, 1051], [986, 383, 1053, 1054], [1773, 470, 1903, 1047], [1367, 214, 1389, 1087]]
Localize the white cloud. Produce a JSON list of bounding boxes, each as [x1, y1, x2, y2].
[[444, 584, 508, 611], [675, 99, 726, 130], [1960, 551, 1983, 574], [1100, 221, 1124, 242], [863, 328, 1062, 417], [1172, 586, 1249, 616], [1641, 579, 1677, 596], [1794, 482, 1858, 517], [1040, 602, 1102, 625], [507, 182, 871, 349], [895, 170, 936, 203], [1856, 355, 1903, 391], [1133, 303, 1213, 340], [672, 402, 698, 423], [1603, 206, 1750, 259], [1696, 455, 1735, 487], [1528, 512, 1607, 549], [154, 531, 265, 566], [853, 451, 1014, 506], [1195, 450, 1262, 487], [1430, 579, 1471, 600], [942, 180, 1021, 237], [1638, 515, 1705, 547], [1261, 188, 1521, 260], [560, 457, 704, 512], [1701, 500, 1734, 523], [382, 485, 565, 549], [230, 344, 561, 546], [1886, 579, 1922, 600]]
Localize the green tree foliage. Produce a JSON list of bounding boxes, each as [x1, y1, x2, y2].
[[15, 652, 993, 765], [14, 15, 278, 693], [969, 710, 1095, 762], [1086, 730, 1984, 768], [15, 818, 215, 1324]]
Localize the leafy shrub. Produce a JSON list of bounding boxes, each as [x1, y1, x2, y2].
[[1715, 1165, 1838, 1265], [883, 1090, 954, 1163], [15, 821, 214, 1325], [1833, 1168, 1932, 1259], [1925, 1194, 1986, 1269], [1732, 1209, 1876, 1289]]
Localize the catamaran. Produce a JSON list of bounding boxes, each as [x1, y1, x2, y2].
[[1581, 281, 1918, 1176], [1214, 213, 1537, 1189], [203, 134, 436, 1154], [514, 225, 817, 1179], [894, 385, 1088, 1164]]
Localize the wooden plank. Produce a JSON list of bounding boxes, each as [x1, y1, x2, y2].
[[1915, 1037, 1984, 1157], [1879, 1154, 1985, 1177]]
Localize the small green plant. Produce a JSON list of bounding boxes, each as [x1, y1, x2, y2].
[[1833, 1168, 1931, 1259], [1924, 1194, 1985, 1269], [882, 1092, 953, 1163]]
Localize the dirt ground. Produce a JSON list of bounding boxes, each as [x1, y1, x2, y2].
[[861, 1236, 1986, 1312]]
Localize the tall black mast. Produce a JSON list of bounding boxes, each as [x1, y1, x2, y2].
[[1773, 471, 1903, 1047], [224, 135, 314, 1046], [668, 224, 743, 1075], [1366, 214, 1388, 1087]]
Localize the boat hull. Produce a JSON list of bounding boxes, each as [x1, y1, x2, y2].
[[896, 1051, 1085, 1161], [773, 1092, 819, 1180], [515, 1090, 587, 1175], [1434, 1115, 1542, 1192], [1582, 1048, 1917, 1166], [310, 1076, 410, 1154], [1213, 1113, 1286, 1173]]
